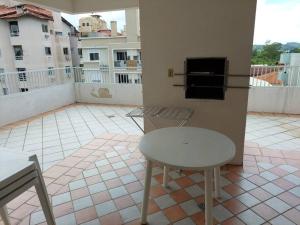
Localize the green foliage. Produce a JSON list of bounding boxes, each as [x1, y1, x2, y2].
[[251, 41, 282, 65], [290, 48, 300, 53]]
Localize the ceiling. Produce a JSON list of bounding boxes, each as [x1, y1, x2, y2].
[[20, 0, 138, 14]]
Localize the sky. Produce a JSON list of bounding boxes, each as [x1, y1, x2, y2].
[[62, 11, 125, 32], [62, 0, 300, 44]]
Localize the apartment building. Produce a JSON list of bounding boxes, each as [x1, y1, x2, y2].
[[78, 8, 141, 84], [0, 1, 80, 94]]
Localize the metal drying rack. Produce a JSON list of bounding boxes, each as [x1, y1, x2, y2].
[[126, 106, 194, 133]]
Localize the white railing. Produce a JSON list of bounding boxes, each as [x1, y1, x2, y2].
[[115, 73, 142, 84], [73, 67, 142, 84], [114, 60, 142, 69], [250, 65, 300, 87], [0, 68, 74, 96]]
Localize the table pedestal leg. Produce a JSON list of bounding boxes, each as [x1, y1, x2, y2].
[[204, 169, 213, 225], [214, 167, 220, 198], [141, 160, 152, 225], [163, 166, 169, 188]]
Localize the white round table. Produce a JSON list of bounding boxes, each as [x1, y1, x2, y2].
[[139, 127, 235, 225]]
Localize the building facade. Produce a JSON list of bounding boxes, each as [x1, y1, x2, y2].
[[0, 1, 80, 94], [78, 8, 141, 84]]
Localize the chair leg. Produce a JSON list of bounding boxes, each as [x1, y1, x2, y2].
[[29, 155, 56, 225], [0, 206, 11, 225], [35, 181, 56, 225]]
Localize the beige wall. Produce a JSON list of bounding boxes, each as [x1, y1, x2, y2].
[[139, 0, 257, 164]]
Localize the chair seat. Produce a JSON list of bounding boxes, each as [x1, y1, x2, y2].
[[0, 151, 35, 190]]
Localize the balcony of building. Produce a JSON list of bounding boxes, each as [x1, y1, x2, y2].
[[0, 65, 300, 225], [1, 1, 300, 225]]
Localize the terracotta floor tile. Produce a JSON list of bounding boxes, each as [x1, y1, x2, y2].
[[9, 204, 36, 220], [283, 208, 300, 224], [114, 195, 135, 209], [252, 203, 278, 220], [146, 199, 160, 214], [125, 181, 143, 194], [170, 189, 191, 203], [71, 187, 90, 200], [222, 217, 246, 225], [278, 192, 300, 207], [163, 205, 186, 222], [176, 177, 194, 188], [249, 187, 273, 202], [223, 184, 245, 196], [272, 178, 296, 190], [269, 167, 289, 177], [224, 172, 242, 182], [53, 202, 73, 218], [150, 185, 167, 198], [223, 199, 247, 214], [105, 178, 123, 189], [54, 175, 74, 186], [85, 175, 102, 185], [99, 212, 123, 225], [43, 166, 70, 179], [92, 191, 111, 205], [75, 206, 97, 224]]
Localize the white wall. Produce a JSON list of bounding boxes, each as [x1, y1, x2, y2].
[[248, 87, 300, 114], [75, 83, 142, 105], [140, 0, 257, 164], [0, 83, 75, 127]]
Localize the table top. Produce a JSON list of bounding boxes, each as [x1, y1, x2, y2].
[[0, 149, 35, 189], [139, 127, 236, 169]]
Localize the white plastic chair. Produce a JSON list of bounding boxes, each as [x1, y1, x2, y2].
[[0, 151, 55, 225]]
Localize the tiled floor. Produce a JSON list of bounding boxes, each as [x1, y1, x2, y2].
[[1, 104, 300, 171], [1, 133, 300, 225], [246, 113, 300, 151], [1, 105, 300, 225], [0, 104, 143, 171]]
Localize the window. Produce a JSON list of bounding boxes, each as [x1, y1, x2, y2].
[[2, 88, 8, 95], [13, 45, 23, 60], [79, 64, 84, 68], [0, 68, 4, 74], [48, 67, 54, 76], [17, 68, 26, 81], [45, 47, 51, 55], [116, 52, 127, 61], [42, 24, 48, 33], [50, 29, 54, 35], [78, 48, 83, 58], [55, 31, 62, 36], [86, 23, 89, 26], [9, 21, 19, 36], [89, 53, 99, 61], [20, 88, 28, 92], [65, 66, 71, 74], [82, 23, 85, 26], [63, 48, 69, 55], [133, 55, 138, 60]]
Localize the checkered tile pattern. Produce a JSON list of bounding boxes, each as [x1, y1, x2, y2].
[[0, 104, 143, 171], [1, 133, 300, 225]]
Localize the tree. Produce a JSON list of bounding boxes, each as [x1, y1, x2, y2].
[[251, 41, 282, 65], [291, 48, 300, 53]]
